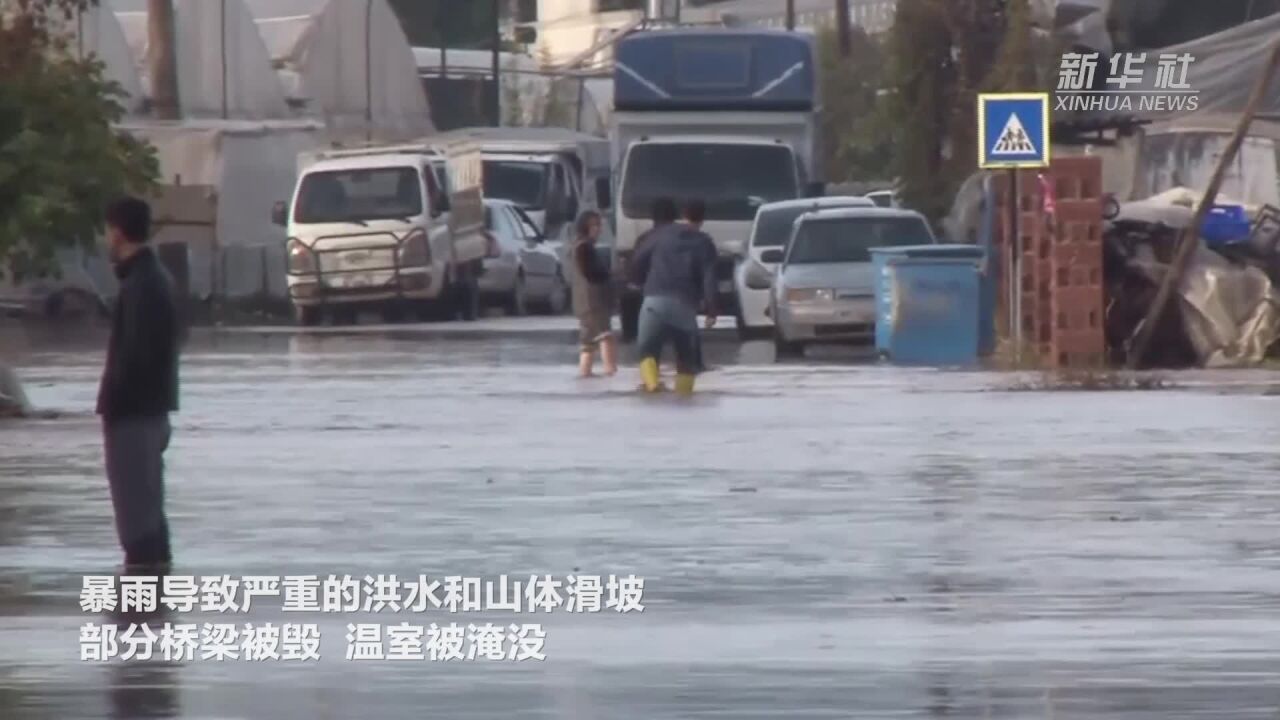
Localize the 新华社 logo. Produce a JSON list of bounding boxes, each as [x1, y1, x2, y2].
[[1056, 52, 1199, 113]]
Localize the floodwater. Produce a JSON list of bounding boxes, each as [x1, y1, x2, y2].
[[3, 321, 1280, 719]]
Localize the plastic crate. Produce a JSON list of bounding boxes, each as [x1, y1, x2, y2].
[[1201, 204, 1251, 246]]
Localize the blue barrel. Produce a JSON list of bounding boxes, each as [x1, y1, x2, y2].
[[870, 249, 983, 366]]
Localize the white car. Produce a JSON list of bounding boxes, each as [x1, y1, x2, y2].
[[748, 207, 937, 357], [864, 189, 901, 208], [478, 199, 568, 315], [732, 196, 875, 339]]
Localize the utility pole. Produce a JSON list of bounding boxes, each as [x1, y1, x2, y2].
[[490, 0, 501, 126], [786, 0, 795, 30], [148, 0, 180, 120], [835, 0, 851, 56]]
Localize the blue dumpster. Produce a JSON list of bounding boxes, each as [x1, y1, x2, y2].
[[871, 244, 993, 358], [870, 247, 984, 366]]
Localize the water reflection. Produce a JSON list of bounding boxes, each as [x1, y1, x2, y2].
[[109, 660, 181, 720]]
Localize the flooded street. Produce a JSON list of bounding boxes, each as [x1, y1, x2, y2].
[[4, 323, 1280, 719]]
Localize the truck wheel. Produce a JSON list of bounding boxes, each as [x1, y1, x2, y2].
[[620, 294, 641, 342], [294, 305, 322, 327]]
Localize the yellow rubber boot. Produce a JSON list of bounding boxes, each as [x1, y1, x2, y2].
[[675, 373, 695, 397], [639, 357, 661, 393]]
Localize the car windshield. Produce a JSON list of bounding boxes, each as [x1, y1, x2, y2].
[[294, 167, 422, 224], [483, 160, 547, 209], [787, 217, 935, 264], [752, 203, 867, 248], [622, 143, 798, 222]]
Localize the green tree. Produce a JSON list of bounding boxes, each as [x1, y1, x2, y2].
[[0, 0, 158, 282], [815, 24, 893, 184], [883, 0, 1047, 221]]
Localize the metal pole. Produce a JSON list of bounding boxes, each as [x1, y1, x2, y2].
[[491, 0, 501, 127], [365, 0, 374, 141], [786, 0, 796, 30], [437, 2, 448, 78], [1008, 168, 1020, 362], [220, 0, 228, 119]]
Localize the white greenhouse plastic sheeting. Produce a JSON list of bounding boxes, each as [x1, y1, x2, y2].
[[114, 0, 290, 120], [59, 4, 146, 114], [1128, 12, 1280, 125], [110, 0, 432, 139], [121, 120, 327, 301], [254, 0, 433, 140]]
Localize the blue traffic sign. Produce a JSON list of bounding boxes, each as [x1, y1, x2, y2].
[[977, 93, 1050, 169]]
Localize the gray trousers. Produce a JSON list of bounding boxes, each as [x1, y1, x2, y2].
[[103, 415, 172, 567]]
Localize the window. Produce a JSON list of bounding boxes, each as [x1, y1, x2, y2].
[[511, 205, 543, 240], [483, 160, 547, 209], [294, 167, 422, 224], [752, 203, 869, 249], [787, 217, 935, 264], [596, 0, 644, 12], [621, 143, 798, 222]]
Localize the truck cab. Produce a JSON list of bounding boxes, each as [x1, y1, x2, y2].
[[437, 127, 613, 262], [274, 142, 486, 326], [609, 27, 823, 340]]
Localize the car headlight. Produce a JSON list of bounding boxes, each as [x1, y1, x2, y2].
[[286, 238, 317, 275], [399, 229, 431, 267], [784, 288, 834, 303]]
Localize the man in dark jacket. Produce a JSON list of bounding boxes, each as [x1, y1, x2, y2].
[[97, 196, 181, 571], [631, 196, 718, 396], [681, 199, 715, 373]]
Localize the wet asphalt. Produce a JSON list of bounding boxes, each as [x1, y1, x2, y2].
[[3, 319, 1280, 719]]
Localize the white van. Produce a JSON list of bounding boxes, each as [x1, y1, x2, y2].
[[273, 144, 486, 326]]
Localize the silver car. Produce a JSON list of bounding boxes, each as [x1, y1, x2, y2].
[[478, 199, 568, 315], [745, 207, 936, 357]]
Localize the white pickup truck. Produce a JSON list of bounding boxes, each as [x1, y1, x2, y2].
[[273, 141, 487, 326]]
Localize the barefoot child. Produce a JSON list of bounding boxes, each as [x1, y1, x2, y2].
[[570, 210, 618, 377]]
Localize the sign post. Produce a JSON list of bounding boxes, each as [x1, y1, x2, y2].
[[977, 93, 1051, 364]]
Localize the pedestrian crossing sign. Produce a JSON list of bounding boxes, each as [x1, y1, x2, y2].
[[978, 93, 1050, 169]]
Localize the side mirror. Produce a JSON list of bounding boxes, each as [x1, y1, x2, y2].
[[804, 181, 825, 198], [744, 262, 774, 291], [435, 193, 451, 214], [566, 197, 579, 221], [760, 248, 784, 264], [595, 177, 612, 209], [271, 201, 288, 227]]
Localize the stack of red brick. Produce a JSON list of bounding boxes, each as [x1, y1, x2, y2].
[[994, 156, 1106, 368]]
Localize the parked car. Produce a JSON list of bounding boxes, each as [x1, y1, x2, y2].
[[733, 196, 875, 339], [478, 199, 569, 315], [745, 207, 936, 358]]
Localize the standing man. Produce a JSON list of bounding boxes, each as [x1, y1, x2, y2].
[[680, 199, 714, 373], [631, 197, 718, 396], [97, 196, 181, 572]]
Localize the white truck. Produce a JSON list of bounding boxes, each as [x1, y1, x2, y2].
[[273, 140, 487, 326], [439, 127, 613, 253], [610, 27, 824, 340]]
